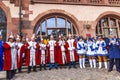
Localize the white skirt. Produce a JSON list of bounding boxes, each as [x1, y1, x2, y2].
[[86, 51, 96, 56]]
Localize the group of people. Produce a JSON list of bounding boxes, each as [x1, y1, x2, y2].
[[0, 32, 120, 80]]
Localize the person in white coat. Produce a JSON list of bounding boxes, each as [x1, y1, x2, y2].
[[96, 36, 108, 69], [77, 36, 86, 68]]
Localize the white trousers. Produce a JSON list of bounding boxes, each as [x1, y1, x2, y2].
[[69, 50, 75, 62], [30, 51, 36, 66], [11, 49, 17, 70], [50, 50, 55, 63], [62, 51, 66, 64], [41, 50, 45, 64]]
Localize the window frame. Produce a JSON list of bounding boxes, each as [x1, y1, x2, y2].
[[96, 16, 119, 38], [35, 15, 77, 38]]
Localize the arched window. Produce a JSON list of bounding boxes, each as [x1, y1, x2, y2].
[[96, 16, 120, 38], [0, 8, 7, 41], [36, 16, 77, 39]]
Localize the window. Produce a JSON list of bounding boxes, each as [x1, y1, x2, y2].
[[36, 16, 77, 39], [96, 16, 119, 37], [0, 8, 7, 41]]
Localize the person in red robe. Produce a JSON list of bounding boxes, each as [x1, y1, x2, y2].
[[47, 35, 58, 70], [3, 33, 17, 79], [15, 35, 26, 73], [66, 34, 78, 69], [57, 35, 67, 68], [39, 38, 47, 70], [25, 34, 39, 73]]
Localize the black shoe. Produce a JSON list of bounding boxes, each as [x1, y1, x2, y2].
[[69, 66, 71, 69], [49, 68, 52, 70], [39, 68, 41, 71], [39, 67, 42, 71], [33, 70, 37, 72], [33, 66, 37, 72], [117, 70, 120, 73], [27, 71, 31, 73], [39, 65, 42, 71], [44, 67, 47, 70], [28, 66, 31, 73], [73, 66, 77, 69], [108, 69, 112, 72], [44, 64, 47, 70], [18, 70, 22, 73], [60, 66, 62, 69], [55, 67, 58, 69]]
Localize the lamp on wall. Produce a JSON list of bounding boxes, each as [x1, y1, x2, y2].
[[83, 21, 91, 29]]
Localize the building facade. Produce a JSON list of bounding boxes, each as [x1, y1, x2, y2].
[[0, 0, 120, 40]]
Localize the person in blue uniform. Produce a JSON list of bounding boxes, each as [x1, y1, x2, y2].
[[77, 36, 86, 69], [108, 34, 120, 72], [96, 36, 108, 69], [86, 38, 96, 68], [0, 31, 4, 71]]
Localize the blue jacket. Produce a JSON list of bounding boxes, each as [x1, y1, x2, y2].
[[108, 38, 120, 58], [0, 40, 4, 71]]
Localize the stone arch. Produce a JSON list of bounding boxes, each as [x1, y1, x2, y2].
[[96, 11, 120, 23], [94, 11, 120, 37], [0, 1, 12, 40], [31, 9, 80, 35], [0, 2, 12, 23]]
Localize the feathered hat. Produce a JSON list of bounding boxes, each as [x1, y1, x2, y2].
[[31, 33, 35, 40], [50, 35, 54, 39], [16, 34, 20, 40], [9, 32, 14, 39], [59, 34, 63, 39], [77, 36, 82, 41], [0, 30, 3, 36]]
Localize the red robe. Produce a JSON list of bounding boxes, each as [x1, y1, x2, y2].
[[47, 42, 58, 63], [37, 44, 41, 65], [17, 44, 26, 68], [57, 41, 67, 65], [25, 42, 40, 66], [66, 40, 78, 62], [3, 43, 12, 70]]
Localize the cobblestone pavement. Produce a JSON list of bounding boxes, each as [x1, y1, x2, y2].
[[0, 65, 120, 80]]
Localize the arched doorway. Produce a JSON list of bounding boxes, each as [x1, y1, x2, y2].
[[0, 8, 7, 41], [35, 14, 77, 39], [96, 15, 120, 38]]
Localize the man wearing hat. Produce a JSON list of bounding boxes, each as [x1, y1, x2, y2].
[[3, 32, 18, 79], [108, 34, 120, 72], [47, 35, 58, 70], [0, 30, 4, 71], [66, 34, 78, 69]]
